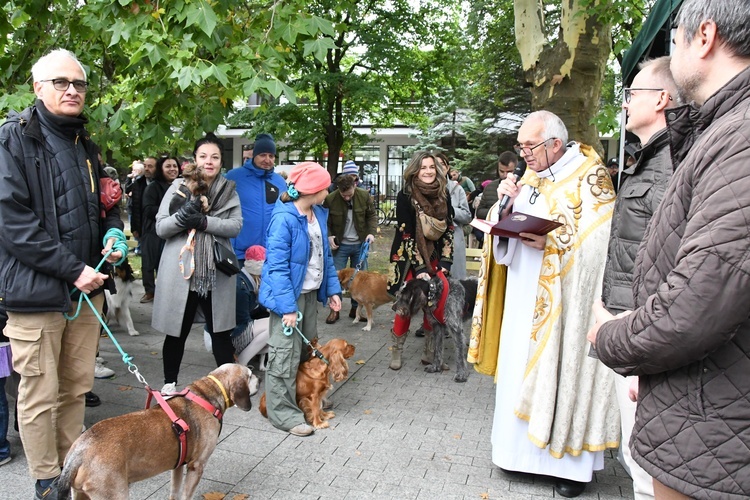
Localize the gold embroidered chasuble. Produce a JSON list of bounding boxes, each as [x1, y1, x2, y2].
[[473, 144, 621, 458], [521, 144, 620, 457]]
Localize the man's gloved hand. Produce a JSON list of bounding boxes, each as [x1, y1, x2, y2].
[[175, 200, 208, 231]]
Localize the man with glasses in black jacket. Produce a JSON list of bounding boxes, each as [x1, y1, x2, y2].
[[0, 49, 123, 500]]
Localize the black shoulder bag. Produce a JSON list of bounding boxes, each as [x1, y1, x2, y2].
[[210, 182, 240, 276]]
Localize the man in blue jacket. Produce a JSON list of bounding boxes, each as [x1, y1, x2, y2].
[[225, 133, 287, 262]]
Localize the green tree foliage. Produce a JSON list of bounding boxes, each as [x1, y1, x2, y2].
[[465, 0, 531, 119], [0, 0, 334, 167], [227, 0, 460, 175], [511, 0, 655, 147], [409, 1, 527, 181]]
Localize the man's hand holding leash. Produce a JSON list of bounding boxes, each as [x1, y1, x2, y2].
[[102, 236, 123, 264], [74, 266, 107, 294]]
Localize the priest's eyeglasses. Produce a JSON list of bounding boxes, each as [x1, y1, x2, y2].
[[623, 88, 672, 104], [519, 138, 554, 157], [39, 78, 89, 93]]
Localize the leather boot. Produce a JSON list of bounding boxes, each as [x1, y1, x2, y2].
[[389, 331, 406, 370], [325, 309, 339, 324]]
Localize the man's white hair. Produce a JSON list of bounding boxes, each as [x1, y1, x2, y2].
[[31, 49, 87, 83], [526, 110, 569, 145]]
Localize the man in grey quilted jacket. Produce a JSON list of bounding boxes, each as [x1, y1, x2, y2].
[[589, 1, 750, 499]]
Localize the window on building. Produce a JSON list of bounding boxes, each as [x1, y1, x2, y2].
[[387, 146, 410, 177]]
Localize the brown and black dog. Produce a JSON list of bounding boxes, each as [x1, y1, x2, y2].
[[259, 339, 355, 429], [337, 268, 392, 331], [59, 364, 258, 500], [104, 258, 139, 336]]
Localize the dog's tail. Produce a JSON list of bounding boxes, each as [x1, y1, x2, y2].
[[58, 444, 83, 500], [258, 392, 268, 418]]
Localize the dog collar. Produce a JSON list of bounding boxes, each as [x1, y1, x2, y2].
[[207, 375, 232, 409]]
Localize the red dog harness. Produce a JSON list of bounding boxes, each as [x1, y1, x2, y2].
[[145, 375, 231, 468]]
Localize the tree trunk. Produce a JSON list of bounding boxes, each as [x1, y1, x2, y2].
[[514, 0, 612, 153], [324, 94, 345, 176]]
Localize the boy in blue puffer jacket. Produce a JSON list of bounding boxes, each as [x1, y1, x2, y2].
[[259, 162, 342, 437]]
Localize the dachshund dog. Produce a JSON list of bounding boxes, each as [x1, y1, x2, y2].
[[104, 258, 139, 336], [58, 364, 258, 500], [259, 339, 356, 429], [337, 268, 393, 331], [393, 274, 478, 382]]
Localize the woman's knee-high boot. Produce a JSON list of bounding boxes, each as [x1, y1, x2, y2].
[[389, 331, 406, 370]]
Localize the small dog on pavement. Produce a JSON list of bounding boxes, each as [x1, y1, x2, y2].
[[259, 339, 355, 429], [104, 258, 139, 336], [337, 268, 393, 331], [58, 364, 258, 500], [393, 274, 478, 382]]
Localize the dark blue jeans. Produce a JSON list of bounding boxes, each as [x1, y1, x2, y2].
[[333, 243, 365, 308], [0, 377, 9, 460]]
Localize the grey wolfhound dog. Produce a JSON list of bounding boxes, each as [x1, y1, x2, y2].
[[393, 274, 478, 382]]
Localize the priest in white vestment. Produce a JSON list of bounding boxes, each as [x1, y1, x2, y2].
[[479, 111, 620, 498]]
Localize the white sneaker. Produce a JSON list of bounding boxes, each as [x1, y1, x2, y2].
[[161, 382, 177, 395], [96, 356, 106, 365], [288, 423, 314, 437], [94, 361, 115, 379]]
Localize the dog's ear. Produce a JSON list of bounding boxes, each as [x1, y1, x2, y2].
[[329, 348, 349, 382], [229, 365, 253, 411], [337, 268, 352, 289]]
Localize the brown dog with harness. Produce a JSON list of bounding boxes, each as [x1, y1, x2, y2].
[[58, 363, 258, 500]]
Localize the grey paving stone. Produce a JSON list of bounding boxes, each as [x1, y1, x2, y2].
[[1, 279, 636, 500]]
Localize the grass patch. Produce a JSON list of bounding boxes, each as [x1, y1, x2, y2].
[[365, 226, 395, 273], [126, 253, 142, 279]]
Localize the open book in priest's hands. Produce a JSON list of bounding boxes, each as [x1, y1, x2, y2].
[[469, 212, 563, 239]]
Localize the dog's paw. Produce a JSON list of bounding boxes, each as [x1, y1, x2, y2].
[[453, 373, 468, 383], [351, 318, 360, 325], [312, 420, 330, 429], [322, 411, 335, 420], [361, 324, 372, 332], [128, 330, 140, 336], [424, 365, 442, 374]]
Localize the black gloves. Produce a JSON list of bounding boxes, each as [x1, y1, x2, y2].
[[175, 199, 208, 231]]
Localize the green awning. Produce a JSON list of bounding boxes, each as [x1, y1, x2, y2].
[[621, 0, 684, 84]]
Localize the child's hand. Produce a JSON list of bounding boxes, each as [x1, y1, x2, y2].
[[328, 295, 342, 311], [282, 312, 298, 328]]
